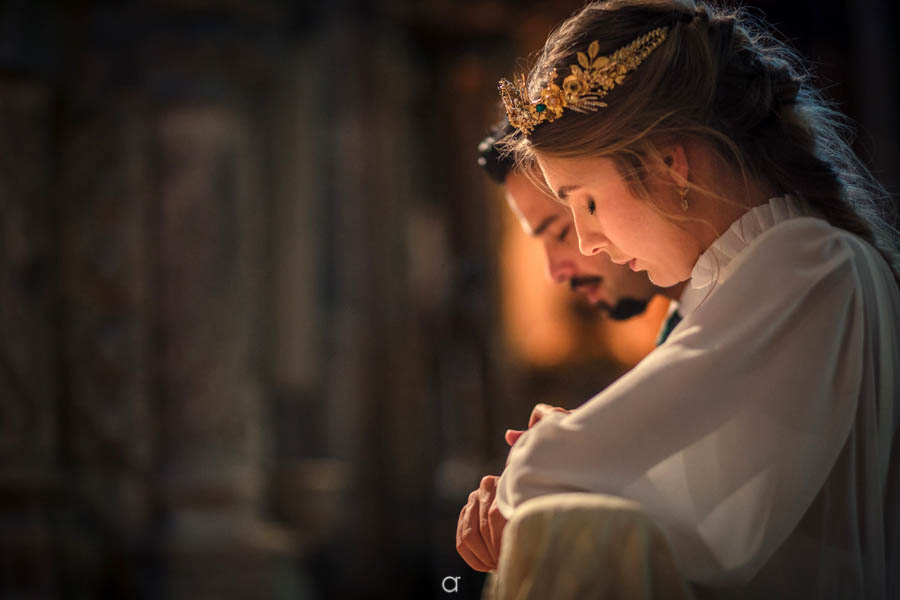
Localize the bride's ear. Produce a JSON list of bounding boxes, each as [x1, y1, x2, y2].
[[661, 144, 689, 185]]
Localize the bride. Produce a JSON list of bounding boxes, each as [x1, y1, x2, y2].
[[457, 1, 900, 598]]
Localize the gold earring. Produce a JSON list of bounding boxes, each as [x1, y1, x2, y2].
[[680, 186, 689, 212]]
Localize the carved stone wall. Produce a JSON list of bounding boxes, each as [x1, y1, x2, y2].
[[0, 80, 58, 599], [0, 2, 304, 598]]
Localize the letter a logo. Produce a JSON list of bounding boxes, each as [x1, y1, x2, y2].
[[442, 576, 460, 593]]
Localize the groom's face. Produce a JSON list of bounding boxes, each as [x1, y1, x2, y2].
[[505, 170, 657, 319]]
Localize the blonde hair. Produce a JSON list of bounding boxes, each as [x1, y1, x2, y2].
[[504, 0, 900, 282]]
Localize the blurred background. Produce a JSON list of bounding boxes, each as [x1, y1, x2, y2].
[[0, 0, 897, 598]]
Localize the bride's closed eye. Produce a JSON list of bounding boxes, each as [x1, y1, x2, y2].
[[587, 197, 596, 215]]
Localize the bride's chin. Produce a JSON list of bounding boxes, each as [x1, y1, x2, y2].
[[647, 269, 680, 288]]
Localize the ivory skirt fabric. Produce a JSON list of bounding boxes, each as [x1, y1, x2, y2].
[[484, 493, 694, 600]]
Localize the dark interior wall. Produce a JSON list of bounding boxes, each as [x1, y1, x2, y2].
[[0, 1, 896, 599]]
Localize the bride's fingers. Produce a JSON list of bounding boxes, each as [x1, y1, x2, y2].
[[528, 403, 570, 428], [505, 429, 524, 446], [458, 491, 494, 568]]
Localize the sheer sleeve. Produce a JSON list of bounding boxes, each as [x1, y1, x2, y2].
[[495, 218, 867, 585]]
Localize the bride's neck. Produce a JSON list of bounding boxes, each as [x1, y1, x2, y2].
[[689, 155, 781, 253]]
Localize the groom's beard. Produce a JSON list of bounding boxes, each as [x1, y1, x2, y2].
[[570, 276, 650, 321], [604, 296, 650, 320]]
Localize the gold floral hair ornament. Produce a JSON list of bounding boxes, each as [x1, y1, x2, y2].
[[500, 26, 670, 135]]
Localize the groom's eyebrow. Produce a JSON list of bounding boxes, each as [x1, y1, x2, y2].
[[532, 215, 558, 236]]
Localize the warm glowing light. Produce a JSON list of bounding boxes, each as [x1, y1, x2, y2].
[[498, 188, 667, 368], [499, 201, 574, 366], [596, 295, 669, 366]]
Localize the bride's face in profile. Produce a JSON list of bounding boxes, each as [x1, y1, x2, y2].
[[536, 153, 702, 288]]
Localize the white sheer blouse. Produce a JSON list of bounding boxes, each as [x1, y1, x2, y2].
[[495, 196, 900, 598]]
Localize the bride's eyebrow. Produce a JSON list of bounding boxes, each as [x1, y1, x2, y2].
[[556, 185, 581, 202]]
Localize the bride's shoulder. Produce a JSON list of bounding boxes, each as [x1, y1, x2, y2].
[[723, 215, 866, 296]]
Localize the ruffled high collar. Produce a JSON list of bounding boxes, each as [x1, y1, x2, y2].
[[690, 195, 810, 290], [677, 195, 814, 317]]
